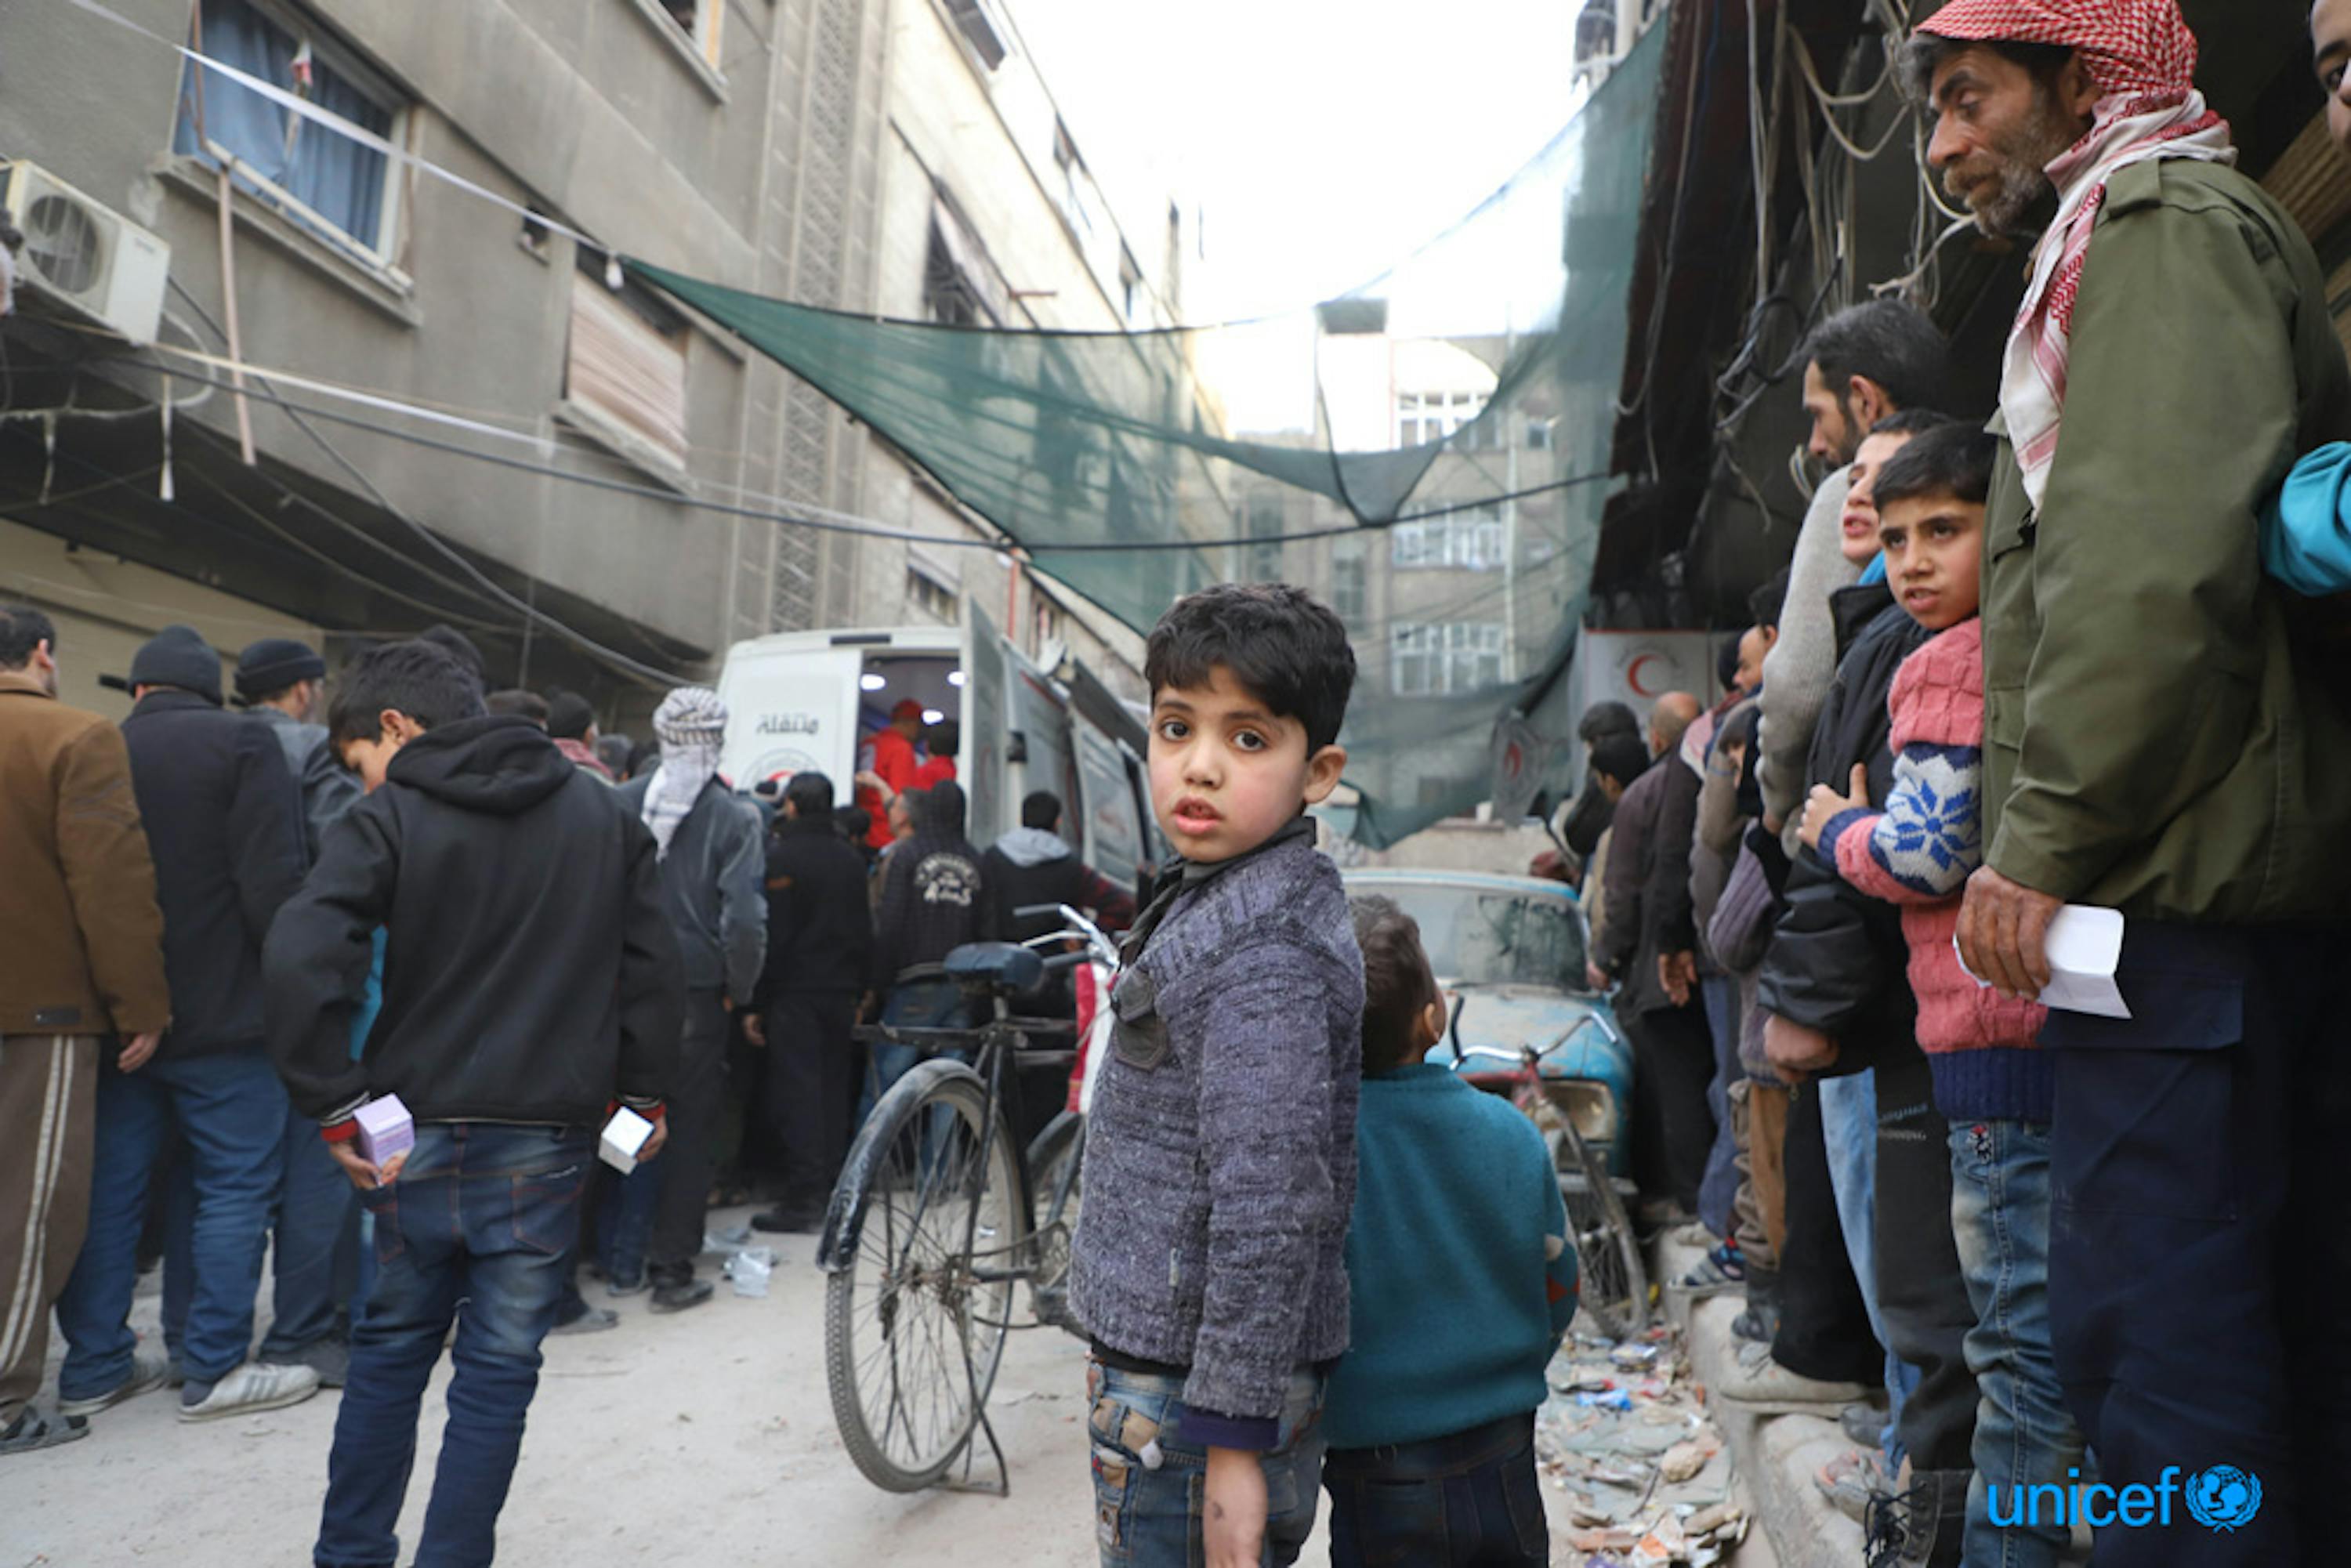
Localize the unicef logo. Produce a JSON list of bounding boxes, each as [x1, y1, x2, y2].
[[2184, 1466, 2262, 1533]]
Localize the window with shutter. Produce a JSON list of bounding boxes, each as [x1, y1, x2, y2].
[[565, 277, 690, 470]]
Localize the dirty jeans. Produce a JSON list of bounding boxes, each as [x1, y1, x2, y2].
[[313, 1123, 591, 1568], [1324, 1410, 1548, 1566], [1086, 1358, 1326, 1566], [1949, 1118, 2084, 1568]]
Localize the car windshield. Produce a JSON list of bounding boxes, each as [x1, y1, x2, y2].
[[1359, 882, 1586, 989]]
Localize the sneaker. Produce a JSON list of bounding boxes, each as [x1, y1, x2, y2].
[[551, 1305, 620, 1335], [0, 1403, 89, 1456], [649, 1274, 715, 1314], [1817, 1446, 1893, 1523], [57, 1346, 172, 1418], [177, 1360, 322, 1423], [605, 1272, 651, 1298], [750, 1205, 824, 1235], [1673, 1241, 1745, 1296], [1711, 1345, 1869, 1413]]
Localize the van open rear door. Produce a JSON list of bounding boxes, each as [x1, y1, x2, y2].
[[717, 639, 867, 791], [962, 601, 1008, 846]]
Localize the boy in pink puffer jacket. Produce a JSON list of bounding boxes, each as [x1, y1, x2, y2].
[[1797, 423, 2085, 1568]]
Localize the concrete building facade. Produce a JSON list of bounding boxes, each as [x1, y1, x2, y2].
[[0, 0, 1171, 721]]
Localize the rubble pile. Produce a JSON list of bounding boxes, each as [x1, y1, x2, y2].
[[1536, 1324, 1751, 1566]]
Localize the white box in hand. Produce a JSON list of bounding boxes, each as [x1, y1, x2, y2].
[[600, 1107, 655, 1173]]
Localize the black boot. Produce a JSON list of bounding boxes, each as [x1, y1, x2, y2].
[[648, 1263, 714, 1313], [1864, 1468, 1969, 1568]]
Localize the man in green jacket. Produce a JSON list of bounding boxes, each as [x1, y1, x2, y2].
[[1914, 5, 2351, 1564]]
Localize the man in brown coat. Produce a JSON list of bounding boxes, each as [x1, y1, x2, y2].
[[0, 606, 168, 1454]]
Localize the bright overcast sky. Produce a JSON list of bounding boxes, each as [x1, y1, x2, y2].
[[1004, 0, 1583, 324]]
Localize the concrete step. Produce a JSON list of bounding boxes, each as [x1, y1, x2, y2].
[[1658, 1233, 1869, 1568]]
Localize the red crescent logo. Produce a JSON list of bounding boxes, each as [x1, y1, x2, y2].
[[1627, 653, 1666, 698]]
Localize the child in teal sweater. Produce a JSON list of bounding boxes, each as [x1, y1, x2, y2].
[[1320, 896, 1578, 1566]]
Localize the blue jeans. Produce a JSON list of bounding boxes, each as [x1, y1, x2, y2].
[[1324, 1412, 1548, 1566], [1086, 1359, 1326, 1566], [161, 1111, 363, 1359], [1820, 1068, 1917, 1468], [595, 1163, 658, 1285], [56, 1048, 288, 1395], [858, 977, 973, 1128], [1950, 1119, 2085, 1568], [314, 1124, 592, 1568], [263, 1101, 360, 1356]]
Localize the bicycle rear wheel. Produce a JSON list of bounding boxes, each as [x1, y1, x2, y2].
[[824, 1063, 1025, 1492], [1557, 1118, 1650, 1339]]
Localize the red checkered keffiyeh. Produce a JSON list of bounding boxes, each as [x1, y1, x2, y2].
[[1918, 0, 2233, 507]]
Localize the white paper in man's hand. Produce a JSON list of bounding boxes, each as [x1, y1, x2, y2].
[[1951, 904, 2131, 1019]]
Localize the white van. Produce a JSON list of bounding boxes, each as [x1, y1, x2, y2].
[[714, 604, 1162, 895]]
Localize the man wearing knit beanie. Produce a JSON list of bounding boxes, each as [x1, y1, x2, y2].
[[53, 626, 319, 1424], [236, 637, 365, 1388], [236, 639, 358, 860]]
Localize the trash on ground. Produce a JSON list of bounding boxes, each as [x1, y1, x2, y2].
[[1536, 1320, 1741, 1565], [722, 1247, 776, 1297]]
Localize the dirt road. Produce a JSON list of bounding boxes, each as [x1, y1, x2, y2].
[[3, 1207, 1118, 1566]]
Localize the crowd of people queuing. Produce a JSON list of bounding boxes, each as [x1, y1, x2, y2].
[[8, 3, 2351, 1566], [1545, 5, 2351, 1564], [0, 604, 1131, 1561]]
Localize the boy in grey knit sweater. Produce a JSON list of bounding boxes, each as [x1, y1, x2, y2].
[[1070, 583, 1364, 1568]]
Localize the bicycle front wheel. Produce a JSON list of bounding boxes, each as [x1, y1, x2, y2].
[[824, 1063, 1025, 1492], [1557, 1117, 1650, 1340]]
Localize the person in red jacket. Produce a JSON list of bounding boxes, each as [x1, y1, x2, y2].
[[857, 701, 926, 849], [911, 719, 958, 791]]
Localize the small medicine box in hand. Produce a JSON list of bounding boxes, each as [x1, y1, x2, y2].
[[353, 1095, 415, 1169], [601, 1107, 655, 1173]]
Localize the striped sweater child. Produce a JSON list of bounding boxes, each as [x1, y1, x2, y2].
[[1814, 617, 2051, 1123]]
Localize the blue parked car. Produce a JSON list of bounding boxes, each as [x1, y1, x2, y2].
[[1342, 868, 1650, 1334]]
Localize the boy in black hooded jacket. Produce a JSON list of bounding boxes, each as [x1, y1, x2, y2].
[[265, 639, 682, 1568]]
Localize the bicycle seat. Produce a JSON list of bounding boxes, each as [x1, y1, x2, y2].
[[942, 942, 1046, 994]]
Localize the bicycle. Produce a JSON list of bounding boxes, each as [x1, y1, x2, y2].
[[1447, 998, 1650, 1339], [818, 905, 1115, 1496]]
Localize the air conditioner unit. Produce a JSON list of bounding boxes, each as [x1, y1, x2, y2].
[[4, 160, 171, 345]]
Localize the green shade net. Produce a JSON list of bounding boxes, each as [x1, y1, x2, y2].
[[633, 22, 1663, 848]]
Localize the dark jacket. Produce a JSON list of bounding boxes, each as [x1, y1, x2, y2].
[[1755, 585, 1931, 1071], [871, 829, 986, 987], [265, 716, 683, 1126], [756, 814, 874, 1000], [1592, 758, 1699, 1018], [0, 672, 169, 1037], [1069, 820, 1363, 1430], [1980, 160, 2351, 921], [250, 704, 362, 863], [616, 776, 767, 1001], [122, 689, 306, 1058], [980, 827, 1139, 945], [1646, 753, 1704, 969]]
